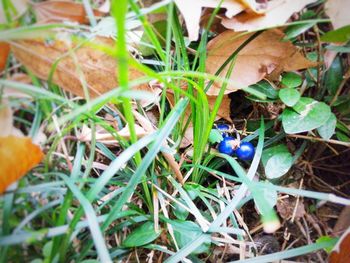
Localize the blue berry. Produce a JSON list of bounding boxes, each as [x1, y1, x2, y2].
[[236, 141, 255, 161], [216, 124, 230, 137], [218, 136, 235, 155]]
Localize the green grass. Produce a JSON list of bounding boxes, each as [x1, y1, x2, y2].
[[0, 0, 349, 262]]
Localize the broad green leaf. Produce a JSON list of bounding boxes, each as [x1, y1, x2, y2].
[[284, 21, 316, 40], [251, 182, 280, 232], [262, 145, 293, 179], [282, 98, 331, 134], [324, 56, 343, 95], [43, 241, 53, 258], [279, 88, 301, 107], [172, 220, 211, 255], [173, 199, 189, 220], [253, 182, 278, 212], [261, 144, 289, 167], [265, 153, 293, 179], [248, 80, 278, 99], [208, 129, 223, 144], [316, 236, 335, 254], [281, 72, 302, 88], [321, 25, 350, 43], [317, 113, 337, 140], [122, 222, 161, 247]]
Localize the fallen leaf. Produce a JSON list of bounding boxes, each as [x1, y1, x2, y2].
[[222, 0, 317, 32], [325, 0, 350, 30], [0, 136, 44, 193], [78, 123, 147, 144], [174, 0, 245, 41], [276, 197, 305, 220], [0, 42, 10, 71], [0, 103, 13, 137], [0, 102, 24, 137], [236, 0, 268, 14], [10, 35, 150, 98], [205, 29, 316, 95], [208, 94, 231, 121], [33, 0, 106, 24], [333, 206, 350, 236], [329, 227, 350, 263]]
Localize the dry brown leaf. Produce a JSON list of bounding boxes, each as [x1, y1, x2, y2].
[[0, 102, 24, 137], [276, 197, 305, 220], [0, 42, 10, 72], [208, 95, 231, 121], [0, 136, 44, 193], [174, 0, 245, 41], [325, 0, 350, 29], [11, 35, 150, 98], [205, 29, 316, 95], [33, 0, 106, 24], [333, 206, 350, 236], [222, 0, 317, 32], [329, 227, 350, 263], [236, 0, 268, 14], [0, 103, 14, 137]]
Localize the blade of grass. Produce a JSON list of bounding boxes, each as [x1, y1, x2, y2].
[[230, 238, 337, 263], [58, 174, 112, 263]]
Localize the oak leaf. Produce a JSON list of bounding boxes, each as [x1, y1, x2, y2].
[[10, 35, 150, 98], [325, 0, 350, 29], [174, 0, 245, 41], [236, 0, 268, 14], [0, 136, 44, 193], [329, 227, 350, 263], [205, 29, 316, 95], [33, 0, 106, 24], [0, 42, 10, 71], [222, 0, 318, 32]]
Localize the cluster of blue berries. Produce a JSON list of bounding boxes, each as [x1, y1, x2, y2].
[[216, 124, 255, 161]]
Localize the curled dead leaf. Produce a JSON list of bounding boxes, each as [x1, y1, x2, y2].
[[0, 42, 10, 71], [236, 0, 268, 14], [205, 29, 316, 95], [222, 0, 318, 32], [78, 124, 147, 144], [33, 0, 106, 24], [10, 35, 150, 98], [174, 0, 245, 41], [276, 197, 305, 220], [0, 136, 44, 193]]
